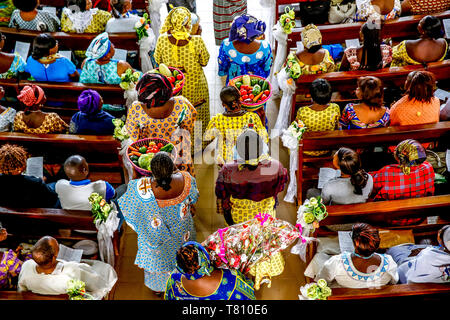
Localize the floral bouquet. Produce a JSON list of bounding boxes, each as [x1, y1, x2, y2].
[[112, 118, 129, 142], [297, 196, 328, 233], [134, 13, 151, 41], [299, 279, 332, 300], [88, 193, 112, 223], [67, 279, 94, 300], [279, 6, 296, 34], [202, 213, 302, 274], [285, 52, 302, 81], [281, 119, 307, 149], [119, 68, 141, 91]]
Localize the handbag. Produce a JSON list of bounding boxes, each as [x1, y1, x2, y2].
[[328, 0, 357, 24], [299, 0, 331, 26], [426, 149, 447, 175]]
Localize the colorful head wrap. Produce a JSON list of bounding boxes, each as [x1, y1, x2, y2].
[[176, 241, 214, 280], [78, 89, 102, 115], [160, 6, 192, 41], [301, 24, 322, 49], [86, 32, 112, 60], [136, 73, 173, 108], [229, 14, 266, 44], [394, 139, 427, 175], [17, 85, 45, 110]]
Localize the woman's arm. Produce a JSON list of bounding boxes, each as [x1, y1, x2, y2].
[[116, 60, 133, 77]]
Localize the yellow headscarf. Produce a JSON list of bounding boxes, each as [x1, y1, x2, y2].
[[301, 24, 322, 50]]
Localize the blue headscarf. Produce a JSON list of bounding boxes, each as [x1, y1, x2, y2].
[[229, 14, 266, 44], [86, 32, 112, 60], [176, 241, 214, 280]]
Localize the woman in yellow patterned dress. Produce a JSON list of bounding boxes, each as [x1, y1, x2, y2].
[[204, 86, 268, 166], [215, 129, 289, 290], [125, 73, 197, 175], [154, 6, 210, 149]]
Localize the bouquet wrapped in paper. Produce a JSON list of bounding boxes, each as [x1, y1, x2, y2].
[[112, 118, 129, 142], [67, 279, 94, 300], [203, 213, 302, 274], [299, 279, 332, 300], [88, 193, 112, 223]]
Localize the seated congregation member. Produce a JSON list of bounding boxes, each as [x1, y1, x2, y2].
[[215, 130, 288, 226], [391, 15, 447, 67], [13, 85, 68, 134], [61, 0, 111, 34], [339, 76, 390, 129], [372, 139, 434, 224], [0, 144, 59, 208], [401, 0, 450, 15], [9, 0, 60, 31], [388, 225, 450, 284], [25, 34, 79, 82], [18, 236, 117, 299], [296, 79, 340, 156], [390, 71, 440, 126], [352, 0, 401, 22], [55, 155, 115, 210], [80, 32, 134, 85], [125, 73, 196, 175], [205, 86, 267, 165], [285, 24, 335, 76], [0, 0, 15, 26], [322, 147, 373, 205], [165, 242, 256, 300], [0, 86, 16, 132], [0, 32, 27, 79], [106, 0, 144, 33], [213, 0, 248, 46], [218, 14, 272, 84], [118, 153, 198, 296], [69, 89, 115, 135], [155, 6, 209, 146], [316, 223, 399, 288], [340, 21, 392, 71]]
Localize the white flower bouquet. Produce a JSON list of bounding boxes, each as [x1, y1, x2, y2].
[[299, 279, 332, 300]]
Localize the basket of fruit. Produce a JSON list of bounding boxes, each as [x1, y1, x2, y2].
[[149, 63, 185, 96], [229, 74, 272, 112], [127, 138, 177, 176]]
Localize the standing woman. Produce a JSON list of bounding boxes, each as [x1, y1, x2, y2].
[[117, 152, 199, 296], [154, 6, 210, 147], [125, 73, 197, 175], [213, 0, 247, 46]]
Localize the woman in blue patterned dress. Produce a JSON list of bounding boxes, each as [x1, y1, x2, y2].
[[117, 152, 198, 295], [165, 241, 256, 300], [0, 32, 26, 79]]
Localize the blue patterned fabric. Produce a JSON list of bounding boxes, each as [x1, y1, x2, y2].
[[117, 172, 198, 292], [218, 38, 273, 84], [165, 268, 256, 300], [0, 54, 26, 79], [25, 56, 76, 82], [342, 252, 389, 282], [79, 59, 122, 85]]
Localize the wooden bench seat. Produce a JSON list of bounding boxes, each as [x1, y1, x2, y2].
[[40, 0, 148, 11], [0, 291, 68, 300], [297, 122, 450, 203]]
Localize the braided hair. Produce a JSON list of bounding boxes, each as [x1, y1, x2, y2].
[[136, 73, 173, 109], [351, 223, 380, 257], [150, 152, 175, 191], [176, 244, 200, 275], [0, 144, 29, 175]]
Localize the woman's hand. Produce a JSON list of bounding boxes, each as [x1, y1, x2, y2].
[[0, 228, 7, 242]]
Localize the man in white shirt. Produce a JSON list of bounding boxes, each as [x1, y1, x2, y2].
[[18, 236, 117, 299]]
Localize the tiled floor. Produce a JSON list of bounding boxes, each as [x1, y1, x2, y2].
[[112, 1, 307, 300]]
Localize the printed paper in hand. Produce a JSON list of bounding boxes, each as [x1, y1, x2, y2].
[[57, 244, 83, 263], [338, 231, 354, 253], [42, 6, 57, 16], [113, 48, 128, 61], [296, 41, 304, 51], [25, 157, 43, 179], [443, 19, 450, 39], [345, 39, 360, 48], [434, 88, 450, 102], [318, 167, 341, 189], [446, 149, 450, 171], [59, 51, 72, 60], [14, 41, 30, 61]]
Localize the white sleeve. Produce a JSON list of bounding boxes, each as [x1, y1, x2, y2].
[[17, 260, 32, 292], [386, 255, 399, 284], [316, 255, 340, 283]]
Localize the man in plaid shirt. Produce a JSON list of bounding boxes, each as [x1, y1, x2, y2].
[[371, 139, 435, 226]]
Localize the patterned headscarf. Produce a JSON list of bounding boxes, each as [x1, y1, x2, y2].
[[17, 85, 45, 111], [395, 139, 427, 175], [301, 24, 322, 49], [176, 241, 214, 280], [78, 89, 101, 115], [86, 32, 111, 60], [229, 14, 266, 44], [160, 6, 192, 41], [136, 73, 173, 108]]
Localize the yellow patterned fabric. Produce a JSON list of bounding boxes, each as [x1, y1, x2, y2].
[[288, 51, 336, 76], [249, 252, 285, 290], [154, 34, 210, 149], [230, 196, 275, 224], [204, 112, 268, 164], [391, 40, 448, 67], [13, 112, 68, 134], [160, 6, 192, 41], [296, 103, 340, 156]]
